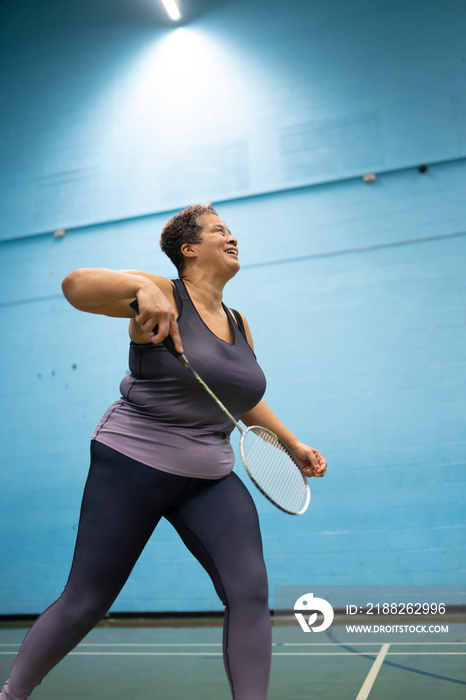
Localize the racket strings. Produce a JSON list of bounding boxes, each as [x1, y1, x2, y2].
[[240, 427, 310, 514]]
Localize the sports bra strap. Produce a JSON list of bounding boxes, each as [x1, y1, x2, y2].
[[229, 308, 247, 342], [171, 279, 184, 314]]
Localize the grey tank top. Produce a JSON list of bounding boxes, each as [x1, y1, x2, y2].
[[92, 279, 267, 479]]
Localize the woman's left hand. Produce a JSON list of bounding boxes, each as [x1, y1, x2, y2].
[[291, 442, 327, 478]]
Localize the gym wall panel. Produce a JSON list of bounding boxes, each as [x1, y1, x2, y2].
[[1, 0, 465, 613], [1, 0, 465, 240]]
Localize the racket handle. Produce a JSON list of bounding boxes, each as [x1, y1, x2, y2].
[[129, 298, 183, 360]]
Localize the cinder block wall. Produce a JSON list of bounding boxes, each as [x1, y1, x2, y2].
[[1, 0, 465, 613]]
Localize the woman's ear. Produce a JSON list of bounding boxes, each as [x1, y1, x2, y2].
[[180, 243, 198, 259]]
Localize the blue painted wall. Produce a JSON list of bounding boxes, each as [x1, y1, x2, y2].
[[1, 0, 465, 614]]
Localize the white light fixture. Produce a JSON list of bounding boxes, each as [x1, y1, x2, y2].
[[161, 0, 181, 21]]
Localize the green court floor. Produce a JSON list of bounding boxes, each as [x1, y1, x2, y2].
[[1, 619, 465, 699]]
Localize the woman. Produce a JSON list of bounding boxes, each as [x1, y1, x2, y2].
[[2, 204, 327, 700]]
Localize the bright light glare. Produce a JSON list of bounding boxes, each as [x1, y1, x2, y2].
[[161, 0, 181, 21]]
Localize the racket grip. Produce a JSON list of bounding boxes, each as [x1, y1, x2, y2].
[[129, 298, 182, 359]]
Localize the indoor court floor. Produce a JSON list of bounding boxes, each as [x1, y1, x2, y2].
[[1, 617, 465, 699]]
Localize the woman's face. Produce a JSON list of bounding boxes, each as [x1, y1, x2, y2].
[[194, 214, 240, 275]]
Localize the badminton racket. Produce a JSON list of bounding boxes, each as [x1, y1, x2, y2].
[[129, 299, 310, 515]]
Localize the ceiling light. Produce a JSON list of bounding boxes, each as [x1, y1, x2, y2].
[[161, 0, 181, 21]]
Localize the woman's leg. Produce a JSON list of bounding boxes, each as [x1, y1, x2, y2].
[[166, 472, 272, 700], [2, 442, 190, 700]]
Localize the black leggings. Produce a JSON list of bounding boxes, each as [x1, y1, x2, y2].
[[2, 441, 271, 700]]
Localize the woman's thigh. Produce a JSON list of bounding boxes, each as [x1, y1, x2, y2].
[[165, 472, 268, 603], [66, 441, 192, 597]]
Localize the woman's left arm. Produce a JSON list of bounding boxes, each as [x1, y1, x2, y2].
[[241, 401, 327, 478], [238, 312, 327, 478]]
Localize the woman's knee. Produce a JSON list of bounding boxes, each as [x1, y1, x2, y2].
[[55, 589, 112, 631], [227, 564, 269, 610]]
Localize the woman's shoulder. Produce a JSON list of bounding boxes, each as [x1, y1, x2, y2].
[[123, 270, 175, 292]]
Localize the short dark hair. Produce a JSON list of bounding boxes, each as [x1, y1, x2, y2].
[[159, 204, 218, 276]]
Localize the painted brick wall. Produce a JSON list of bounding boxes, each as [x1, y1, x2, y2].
[[0, 0, 465, 613]]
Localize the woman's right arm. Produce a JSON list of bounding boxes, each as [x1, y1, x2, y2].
[[62, 268, 183, 352]]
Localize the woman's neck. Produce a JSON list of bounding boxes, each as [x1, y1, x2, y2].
[[181, 275, 225, 311]]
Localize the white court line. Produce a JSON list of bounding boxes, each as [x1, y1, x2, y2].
[[270, 651, 466, 657], [387, 652, 466, 655], [2, 640, 465, 661], [272, 651, 466, 656], [273, 642, 466, 646], [272, 653, 380, 656], [71, 652, 223, 656], [0, 650, 464, 657], [0, 651, 378, 657], [355, 643, 390, 700], [81, 643, 222, 647], [1, 642, 465, 647]]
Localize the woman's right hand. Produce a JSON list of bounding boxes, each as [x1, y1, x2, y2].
[[131, 279, 183, 353]]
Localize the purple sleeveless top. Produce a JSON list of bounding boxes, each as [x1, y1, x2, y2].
[[92, 279, 267, 478]]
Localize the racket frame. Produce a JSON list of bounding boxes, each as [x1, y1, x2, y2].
[[239, 426, 310, 515]]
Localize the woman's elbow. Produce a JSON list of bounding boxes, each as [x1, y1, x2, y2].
[[62, 269, 87, 306]]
